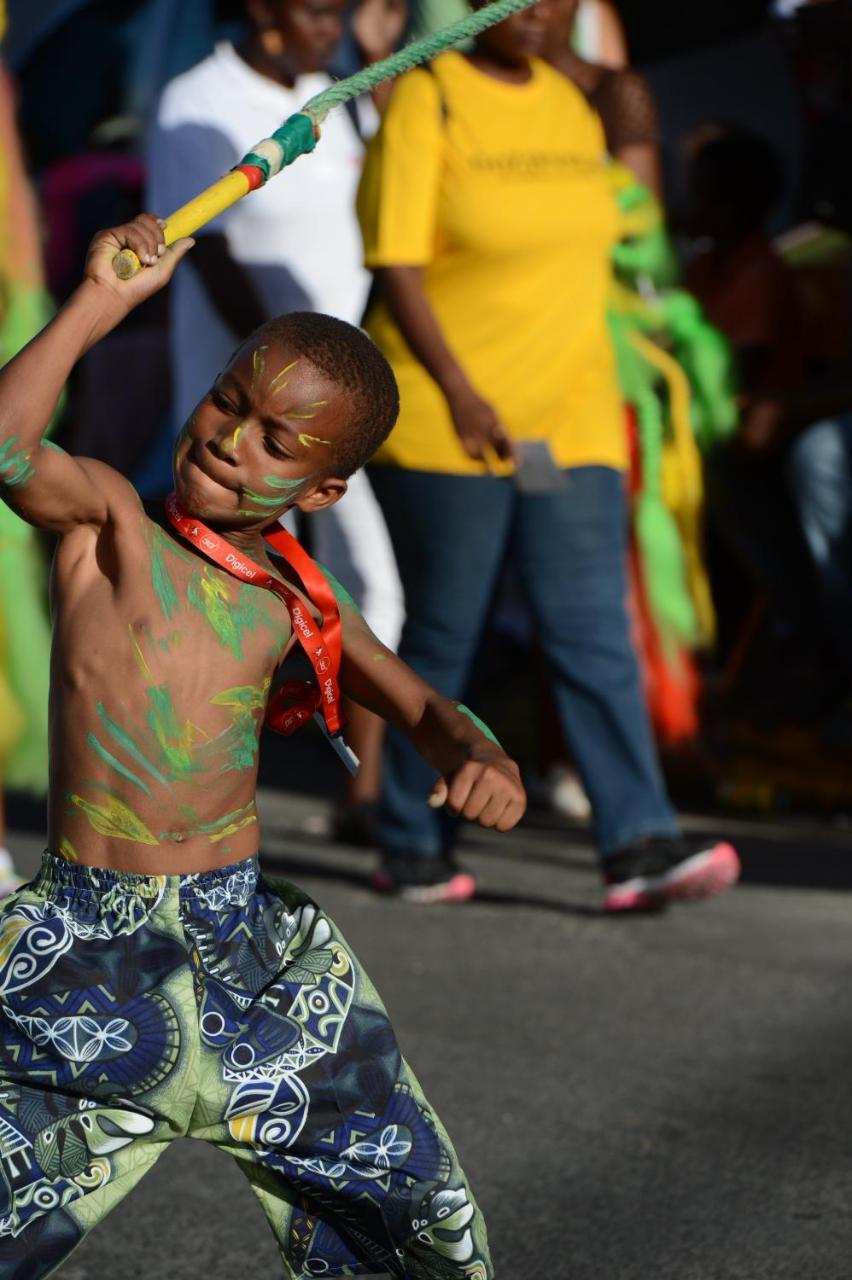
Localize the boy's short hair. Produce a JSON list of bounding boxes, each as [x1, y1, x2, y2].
[[244, 312, 399, 477]]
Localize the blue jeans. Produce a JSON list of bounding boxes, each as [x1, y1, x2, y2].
[[787, 415, 852, 680], [370, 465, 678, 860]]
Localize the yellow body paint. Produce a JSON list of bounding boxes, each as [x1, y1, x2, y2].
[[289, 401, 329, 422], [69, 792, 160, 845], [223, 424, 244, 457], [251, 344, 269, 389], [268, 360, 299, 396], [296, 433, 332, 448], [208, 809, 258, 844], [128, 626, 154, 681], [59, 837, 79, 862]]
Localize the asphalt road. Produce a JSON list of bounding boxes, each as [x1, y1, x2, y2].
[[7, 791, 852, 1280]]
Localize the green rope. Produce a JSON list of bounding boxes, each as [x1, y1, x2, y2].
[[302, 0, 539, 123], [235, 0, 539, 179]]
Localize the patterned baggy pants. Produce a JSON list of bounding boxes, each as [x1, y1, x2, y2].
[[0, 853, 492, 1279]]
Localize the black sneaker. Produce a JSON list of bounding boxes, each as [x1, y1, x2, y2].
[[603, 835, 741, 913], [372, 851, 477, 904]]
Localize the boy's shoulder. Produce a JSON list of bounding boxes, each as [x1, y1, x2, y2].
[[54, 459, 146, 559]]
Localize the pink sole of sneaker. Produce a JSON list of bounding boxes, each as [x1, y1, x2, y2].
[[371, 871, 477, 904], [603, 843, 741, 913]]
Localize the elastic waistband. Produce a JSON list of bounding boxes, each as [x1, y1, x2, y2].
[[34, 850, 260, 907]]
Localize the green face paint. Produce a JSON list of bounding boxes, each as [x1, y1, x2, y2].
[[241, 488, 291, 512], [240, 474, 308, 513], [0, 436, 35, 488], [265, 474, 308, 491], [456, 703, 501, 747], [42, 439, 66, 455]]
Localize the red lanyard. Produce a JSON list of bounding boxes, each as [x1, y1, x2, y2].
[[165, 494, 345, 738]]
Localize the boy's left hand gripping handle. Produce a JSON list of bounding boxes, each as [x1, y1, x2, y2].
[[113, 248, 144, 280], [110, 168, 256, 279], [111, 115, 320, 279]]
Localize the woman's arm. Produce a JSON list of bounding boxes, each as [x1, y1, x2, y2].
[[377, 265, 516, 463]]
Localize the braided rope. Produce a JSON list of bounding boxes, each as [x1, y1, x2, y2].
[[303, 0, 539, 122], [114, 0, 540, 277], [238, 0, 539, 182]]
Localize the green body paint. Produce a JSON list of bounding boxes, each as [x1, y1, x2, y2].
[[316, 562, 359, 612], [147, 525, 193, 622], [0, 436, 35, 488], [146, 686, 203, 781], [456, 703, 501, 746], [187, 570, 274, 660], [42, 439, 66, 455], [210, 682, 269, 771], [97, 703, 169, 787], [87, 732, 151, 795], [195, 802, 257, 843], [158, 802, 257, 846], [157, 631, 183, 654]]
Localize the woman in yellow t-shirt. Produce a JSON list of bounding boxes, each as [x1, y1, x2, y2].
[[357, 0, 740, 911]]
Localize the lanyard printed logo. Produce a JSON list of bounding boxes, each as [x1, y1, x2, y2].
[[165, 495, 354, 769]]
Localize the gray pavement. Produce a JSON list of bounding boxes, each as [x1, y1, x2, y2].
[[7, 792, 852, 1280]]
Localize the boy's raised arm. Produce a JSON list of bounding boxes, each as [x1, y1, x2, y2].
[[0, 216, 193, 534], [337, 600, 526, 831]]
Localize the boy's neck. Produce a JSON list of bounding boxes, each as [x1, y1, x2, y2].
[[169, 502, 279, 566]]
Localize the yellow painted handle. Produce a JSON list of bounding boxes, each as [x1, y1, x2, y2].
[[111, 170, 252, 279]]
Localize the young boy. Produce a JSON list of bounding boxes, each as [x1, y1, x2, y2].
[[0, 216, 525, 1279]]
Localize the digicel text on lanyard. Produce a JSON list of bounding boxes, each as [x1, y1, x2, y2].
[[165, 494, 358, 773]]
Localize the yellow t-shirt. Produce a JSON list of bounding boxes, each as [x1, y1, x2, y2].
[[358, 52, 627, 476]]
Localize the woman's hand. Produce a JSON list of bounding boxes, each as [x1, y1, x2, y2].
[[447, 383, 517, 466]]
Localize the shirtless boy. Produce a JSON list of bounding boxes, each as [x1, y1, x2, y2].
[[0, 216, 525, 1279]]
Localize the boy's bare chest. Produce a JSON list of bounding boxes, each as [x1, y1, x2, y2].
[[137, 523, 290, 672], [58, 521, 292, 703]]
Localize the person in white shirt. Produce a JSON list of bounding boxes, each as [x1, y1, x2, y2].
[[148, 0, 406, 837]]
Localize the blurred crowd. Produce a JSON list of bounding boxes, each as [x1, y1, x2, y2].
[[1, 0, 851, 878]]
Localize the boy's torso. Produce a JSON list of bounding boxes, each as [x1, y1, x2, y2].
[[48, 471, 295, 874]]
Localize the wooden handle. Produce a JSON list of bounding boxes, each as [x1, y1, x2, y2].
[[110, 170, 252, 279], [112, 248, 142, 280]]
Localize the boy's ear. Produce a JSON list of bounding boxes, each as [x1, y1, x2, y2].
[[295, 475, 348, 513]]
